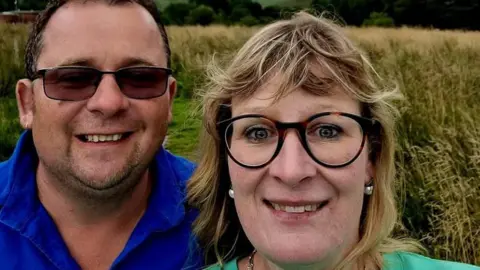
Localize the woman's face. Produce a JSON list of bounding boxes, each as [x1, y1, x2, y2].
[[228, 77, 374, 268]]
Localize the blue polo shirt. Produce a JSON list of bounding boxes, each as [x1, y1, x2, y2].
[[0, 131, 202, 270]]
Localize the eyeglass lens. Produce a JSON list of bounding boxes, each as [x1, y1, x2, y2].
[[224, 114, 365, 167]]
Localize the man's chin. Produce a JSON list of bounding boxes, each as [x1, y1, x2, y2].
[[67, 163, 144, 197], [76, 174, 126, 190]]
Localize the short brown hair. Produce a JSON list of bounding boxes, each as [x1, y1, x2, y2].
[[24, 0, 170, 80]]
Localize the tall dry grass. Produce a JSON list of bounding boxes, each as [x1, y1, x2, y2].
[[350, 27, 480, 265], [0, 23, 479, 265]]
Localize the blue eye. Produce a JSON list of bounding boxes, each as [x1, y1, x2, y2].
[[315, 125, 341, 139], [247, 128, 269, 140], [245, 126, 274, 143]]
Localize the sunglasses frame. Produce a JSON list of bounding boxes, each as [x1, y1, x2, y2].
[[34, 66, 173, 101], [218, 112, 379, 169]]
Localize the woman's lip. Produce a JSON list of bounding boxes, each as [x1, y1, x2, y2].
[[264, 200, 329, 212], [264, 199, 328, 206], [265, 200, 329, 222]]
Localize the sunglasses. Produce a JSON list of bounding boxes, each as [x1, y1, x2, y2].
[[34, 66, 172, 101]]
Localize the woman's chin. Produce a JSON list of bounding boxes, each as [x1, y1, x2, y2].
[[261, 247, 330, 266]]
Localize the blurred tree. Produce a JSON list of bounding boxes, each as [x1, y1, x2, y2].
[[164, 3, 194, 25], [17, 0, 47, 10], [189, 0, 230, 13], [311, 0, 331, 10], [239, 15, 258, 26], [262, 5, 281, 20], [229, 5, 250, 22], [213, 10, 231, 25], [0, 0, 15, 11], [242, 1, 263, 18], [187, 4, 215, 26], [362, 11, 394, 26]]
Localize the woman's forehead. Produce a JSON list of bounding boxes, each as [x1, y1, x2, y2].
[[230, 83, 362, 120]]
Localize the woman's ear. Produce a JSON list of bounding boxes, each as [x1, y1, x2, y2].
[[16, 79, 35, 130], [366, 161, 375, 185]]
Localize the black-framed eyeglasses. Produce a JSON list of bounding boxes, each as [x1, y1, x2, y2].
[[218, 112, 379, 169], [33, 66, 172, 101]]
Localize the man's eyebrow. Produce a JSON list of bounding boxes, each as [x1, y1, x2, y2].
[[57, 58, 93, 67], [118, 57, 157, 68], [55, 57, 158, 69]]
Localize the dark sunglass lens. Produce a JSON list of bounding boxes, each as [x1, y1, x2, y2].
[[118, 68, 168, 99], [43, 68, 98, 101]]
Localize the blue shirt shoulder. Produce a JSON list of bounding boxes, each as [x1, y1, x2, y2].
[[0, 131, 203, 270]]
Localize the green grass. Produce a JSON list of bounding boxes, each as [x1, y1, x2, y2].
[[0, 98, 22, 160], [166, 98, 202, 161]]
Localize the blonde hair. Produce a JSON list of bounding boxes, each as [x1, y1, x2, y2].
[[187, 11, 422, 269]]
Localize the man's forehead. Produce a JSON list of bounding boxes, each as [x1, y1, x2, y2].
[[38, 1, 166, 69]]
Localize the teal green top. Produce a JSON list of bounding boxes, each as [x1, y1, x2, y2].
[[206, 252, 480, 270]]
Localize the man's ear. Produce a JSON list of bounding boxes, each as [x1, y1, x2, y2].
[[16, 79, 35, 130], [167, 76, 177, 124]]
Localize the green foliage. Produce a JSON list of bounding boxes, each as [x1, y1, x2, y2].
[[0, 98, 21, 160], [163, 3, 195, 25], [155, 0, 188, 10], [188, 0, 230, 13], [362, 11, 394, 27], [186, 4, 215, 25], [257, 0, 312, 7], [0, 24, 26, 97], [239, 15, 259, 26], [0, 0, 14, 11], [162, 0, 285, 26], [311, 0, 480, 29], [311, 0, 331, 9], [0, 0, 48, 10], [2, 0, 480, 29], [234, 1, 264, 18], [213, 10, 231, 25], [229, 5, 250, 22]]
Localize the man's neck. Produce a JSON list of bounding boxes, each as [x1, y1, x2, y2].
[[36, 165, 152, 270]]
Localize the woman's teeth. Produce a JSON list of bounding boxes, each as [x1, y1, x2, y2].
[[270, 202, 325, 213]]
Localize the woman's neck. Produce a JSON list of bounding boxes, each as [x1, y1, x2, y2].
[[238, 251, 360, 270]]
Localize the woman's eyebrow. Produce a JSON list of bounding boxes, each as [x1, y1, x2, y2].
[[234, 106, 269, 115], [234, 104, 343, 120]]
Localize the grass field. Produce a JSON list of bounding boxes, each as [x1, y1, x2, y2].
[[0, 23, 479, 266]]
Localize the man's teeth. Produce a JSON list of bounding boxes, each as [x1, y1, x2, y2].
[[271, 203, 323, 213], [85, 134, 123, 142]]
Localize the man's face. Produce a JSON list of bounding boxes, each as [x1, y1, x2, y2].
[[16, 2, 175, 192]]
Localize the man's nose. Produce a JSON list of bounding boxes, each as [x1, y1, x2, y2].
[[268, 130, 317, 187], [85, 75, 130, 117]]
